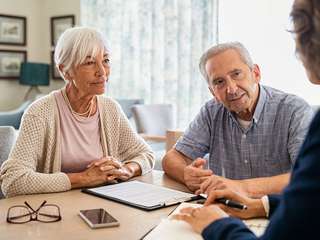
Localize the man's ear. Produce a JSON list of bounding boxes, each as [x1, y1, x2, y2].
[[252, 64, 261, 83], [208, 85, 218, 99], [208, 85, 222, 103]]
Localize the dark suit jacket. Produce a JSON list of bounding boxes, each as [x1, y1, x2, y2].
[[202, 110, 320, 240]]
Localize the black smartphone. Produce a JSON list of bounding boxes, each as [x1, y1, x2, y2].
[[79, 208, 120, 229]]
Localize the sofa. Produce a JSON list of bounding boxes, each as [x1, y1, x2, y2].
[[0, 100, 31, 129], [0, 126, 18, 198]]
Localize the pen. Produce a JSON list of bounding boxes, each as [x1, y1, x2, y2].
[[197, 197, 247, 210], [216, 198, 247, 210]]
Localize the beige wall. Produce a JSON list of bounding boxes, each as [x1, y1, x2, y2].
[[0, 0, 80, 110]]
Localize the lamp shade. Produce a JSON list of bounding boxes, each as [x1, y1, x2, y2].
[[20, 62, 49, 86]]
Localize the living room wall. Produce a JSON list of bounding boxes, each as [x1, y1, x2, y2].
[[0, 0, 80, 110]]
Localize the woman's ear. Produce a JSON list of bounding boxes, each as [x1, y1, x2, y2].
[[58, 64, 64, 73], [59, 64, 72, 81]]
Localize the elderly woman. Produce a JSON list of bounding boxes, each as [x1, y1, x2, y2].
[[0, 26, 154, 197], [174, 0, 320, 239]]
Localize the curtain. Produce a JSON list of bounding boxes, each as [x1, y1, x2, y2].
[[81, 0, 219, 128]]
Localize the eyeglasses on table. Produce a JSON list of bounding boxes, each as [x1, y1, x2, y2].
[[7, 200, 61, 224]]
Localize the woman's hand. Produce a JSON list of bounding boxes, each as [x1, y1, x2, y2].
[[87, 157, 141, 181], [173, 205, 228, 234], [87, 157, 122, 172], [68, 157, 122, 188], [68, 157, 142, 188], [67, 163, 116, 189], [205, 188, 266, 219]]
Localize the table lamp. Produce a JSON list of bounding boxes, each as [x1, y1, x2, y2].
[[20, 62, 49, 100]]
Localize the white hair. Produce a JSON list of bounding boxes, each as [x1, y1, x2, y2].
[[54, 26, 110, 80], [199, 42, 254, 84]]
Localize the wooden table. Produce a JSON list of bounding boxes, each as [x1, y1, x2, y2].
[[0, 170, 190, 240]]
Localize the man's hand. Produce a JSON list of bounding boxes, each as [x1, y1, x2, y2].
[[173, 205, 228, 233], [196, 174, 248, 196], [183, 158, 213, 192], [204, 189, 266, 219]]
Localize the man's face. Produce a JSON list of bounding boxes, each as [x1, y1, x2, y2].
[[206, 49, 261, 115]]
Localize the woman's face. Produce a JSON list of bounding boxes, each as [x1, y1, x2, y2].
[[301, 55, 320, 85], [68, 50, 110, 96]]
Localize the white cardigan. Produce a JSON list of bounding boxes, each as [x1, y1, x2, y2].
[[0, 91, 154, 197]]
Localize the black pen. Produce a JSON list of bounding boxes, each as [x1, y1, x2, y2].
[[197, 197, 247, 210], [216, 198, 247, 210]]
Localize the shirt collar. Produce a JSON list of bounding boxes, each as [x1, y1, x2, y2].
[[227, 84, 266, 125], [252, 84, 266, 124]]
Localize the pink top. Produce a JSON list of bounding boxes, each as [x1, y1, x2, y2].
[[54, 90, 104, 173]]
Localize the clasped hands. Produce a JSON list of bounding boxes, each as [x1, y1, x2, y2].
[[82, 156, 134, 187]]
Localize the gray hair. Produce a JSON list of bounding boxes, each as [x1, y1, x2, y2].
[[291, 0, 320, 81], [199, 42, 254, 84], [54, 26, 110, 80]]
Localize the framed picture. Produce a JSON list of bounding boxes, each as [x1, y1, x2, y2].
[[0, 50, 27, 79], [51, 51, 62, 79], [51, 15, 75, 46], [0, 14, 26, 45]]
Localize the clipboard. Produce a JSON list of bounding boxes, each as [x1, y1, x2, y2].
[[141, 202, 268, 239], [82, 180, 200, 211]]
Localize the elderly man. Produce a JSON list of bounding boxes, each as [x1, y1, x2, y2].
[[162, 42, 313, 198]]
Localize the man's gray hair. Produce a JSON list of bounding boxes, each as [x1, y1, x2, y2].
[[199, 42, 254, 84], [54, 26, 110, 81]]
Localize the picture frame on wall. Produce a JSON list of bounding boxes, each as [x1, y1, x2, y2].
[[51, 15, 75, 46], [51, 51, 62, 79], [0, 14, 27, 46], [0, 50, 27, 79]]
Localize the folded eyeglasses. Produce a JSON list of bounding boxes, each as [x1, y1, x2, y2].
[[7, 200, 61, 224]]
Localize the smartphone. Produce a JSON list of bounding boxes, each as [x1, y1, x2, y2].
[[79, 208, 120, 228]]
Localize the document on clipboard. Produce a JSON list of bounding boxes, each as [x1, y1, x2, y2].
[[142, 202, 268, 240], [82, 180, 200, 210]]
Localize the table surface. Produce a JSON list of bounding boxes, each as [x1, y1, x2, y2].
[[0, 170, 191, 240]]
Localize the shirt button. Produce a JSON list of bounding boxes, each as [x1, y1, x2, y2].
[[244, 159, 248, 164], [242, 134, 246, 139]]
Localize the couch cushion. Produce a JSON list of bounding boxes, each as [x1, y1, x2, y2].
[[0, 126, 17, 198]]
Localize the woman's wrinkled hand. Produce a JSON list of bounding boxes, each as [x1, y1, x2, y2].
[[87, 156, 138, 182]]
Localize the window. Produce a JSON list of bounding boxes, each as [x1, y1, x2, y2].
[[81, 0, 316, 129], [219, 0, 318, 105], [81, 0, 218, 128]]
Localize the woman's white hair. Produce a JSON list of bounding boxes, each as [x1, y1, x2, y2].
[[54, 26, 110, 80], [199, 42, 254, 84]]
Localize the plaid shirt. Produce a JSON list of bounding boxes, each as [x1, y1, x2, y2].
[[175, 85, 313, 179]]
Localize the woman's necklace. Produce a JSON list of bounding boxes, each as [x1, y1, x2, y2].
[[61, 88, 96, 118]]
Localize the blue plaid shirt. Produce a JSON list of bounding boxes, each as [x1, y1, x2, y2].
[[175, 85, 313, 179]]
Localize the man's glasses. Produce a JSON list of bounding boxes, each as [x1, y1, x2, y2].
[[7, 200, 61, 224]]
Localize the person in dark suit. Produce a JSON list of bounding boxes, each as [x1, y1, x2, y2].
[[174, 0, 320, 239]]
